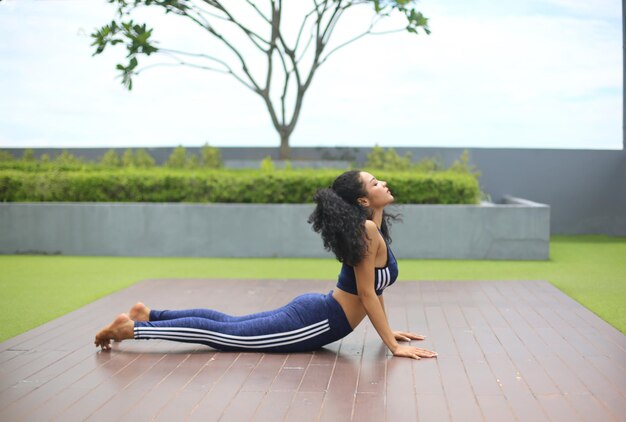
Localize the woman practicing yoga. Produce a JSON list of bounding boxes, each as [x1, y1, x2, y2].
[[95, 170, 438, 360]]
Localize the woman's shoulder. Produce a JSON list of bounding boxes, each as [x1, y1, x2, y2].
[[363, 220, 381, 244], [363, 219, 378, 232]]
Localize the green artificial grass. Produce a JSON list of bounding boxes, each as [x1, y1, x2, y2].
[[1, 235, 624, 342]]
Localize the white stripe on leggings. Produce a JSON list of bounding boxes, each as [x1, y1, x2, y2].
[[134, 319, 329, 343], [135, 321, 329, 345], [136, 324, 331, 348], [144, 326, 331, 349]]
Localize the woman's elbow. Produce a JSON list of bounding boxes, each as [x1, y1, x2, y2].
[[358, 290, 378, 303]]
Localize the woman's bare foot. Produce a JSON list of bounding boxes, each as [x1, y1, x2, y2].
[[129, 302, 150, 322], [94, 313, 134, 351]]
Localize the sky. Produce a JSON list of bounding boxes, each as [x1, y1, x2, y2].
[[0, 0, 622, 150]]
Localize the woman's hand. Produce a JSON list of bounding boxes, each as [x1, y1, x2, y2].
[[392, 344, 438, 360], [393, 331, 426, 342]]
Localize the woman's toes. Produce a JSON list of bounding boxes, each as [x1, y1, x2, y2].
[[95, 313, 133, 350]]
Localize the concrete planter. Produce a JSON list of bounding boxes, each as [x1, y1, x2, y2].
[[0, 198, 549, 260]]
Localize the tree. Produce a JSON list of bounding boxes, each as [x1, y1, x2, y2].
[[91, 0, 430, 159], [186, 154, 200, 168], [166, 145, 188, 168], [122, 149, 136, 167], [101, 149, 122, 167], [365, 144, 412, 170], [448, 149, 480, 179], [135, 148, 157, 167]]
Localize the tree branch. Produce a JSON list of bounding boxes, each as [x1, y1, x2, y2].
[[260, 0, 282, 130], [320, 1, 346, 44], [189, 2, 230, 23], [293, 8, 317, 53], [159, 47, 231, 69], [170, 6, 263, 94], [244, 0, 271, 24], [277, 44, 291, 125], [318, 12, 385, 66], [204, 0, 271, 51], [134, 61, 257, 93]]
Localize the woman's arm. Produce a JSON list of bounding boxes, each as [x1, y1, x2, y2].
[[378, 294, 387, 318], [356, 221, 436, 359], [355, 221, 399, 352]]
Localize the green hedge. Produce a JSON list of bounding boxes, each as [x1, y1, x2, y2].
[[0, 168, 480, 204]]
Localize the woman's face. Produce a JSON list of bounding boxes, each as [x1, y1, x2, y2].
[[359, 171, 394, 209]]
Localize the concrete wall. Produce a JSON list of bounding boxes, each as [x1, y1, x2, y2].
[[0, 201, 550, 260], [3, 146, 624, 235]]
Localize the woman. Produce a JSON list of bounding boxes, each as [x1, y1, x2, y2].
[[95, 170, 437, 360]]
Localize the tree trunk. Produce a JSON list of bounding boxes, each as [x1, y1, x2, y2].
[[279, 131, 291, 160]]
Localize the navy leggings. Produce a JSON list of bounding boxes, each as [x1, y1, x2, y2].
[[133, 290, 353, 353]]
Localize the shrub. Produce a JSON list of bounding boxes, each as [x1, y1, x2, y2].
[[366, 146, 479, 178], [101, 149, 121, 167], [413, 156, 444, 172], [0, 150, 15, 162], [121, 149, 135, 167], [166, 146, 187, 168], [449, 150, 480, 179], [54, 150, 83, 165], [21, 149, 35, 162], [0, 168, 481, 204], [185, 154, 200, 169], [200, 143, 223, 169], [365, 144, 412, 171], [260, 156, 275, 172], [135, 149, 156, 168]]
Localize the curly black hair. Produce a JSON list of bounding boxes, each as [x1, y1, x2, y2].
[[307, 170, 401, 266]]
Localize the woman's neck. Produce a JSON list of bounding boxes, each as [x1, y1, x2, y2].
[[370, 208, 384, 229]]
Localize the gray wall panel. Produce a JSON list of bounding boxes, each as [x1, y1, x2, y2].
[[0, 202, 550, 260]]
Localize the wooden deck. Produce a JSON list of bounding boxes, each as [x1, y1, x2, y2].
[[0, 279, 624, 421]]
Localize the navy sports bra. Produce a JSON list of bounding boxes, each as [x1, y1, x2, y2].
[[336, 228, 399, 296]]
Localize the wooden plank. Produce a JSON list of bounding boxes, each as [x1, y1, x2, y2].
[[284, 391, 326, 422], [386, 357, 418, 421], [219, 391, 267, 422], [416, 393, 451, 422], [318, 353, 360, 421], [353, 392, 385, 421], [240, 353, 288, 392], [484, 353, 550, 421], [252, 390, 295, 421], [438, 355, 483, 421], [299, 363, 334, 393], [385, 293, 419, 422], [150, 352, 237, 421], [27, 351, 141, 420], [269, 353, 313, 392], [187, 353, 262, 421], [475, 394, 517, 421], [1, 345, 131, 418], [356, 324, 386, 394]]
